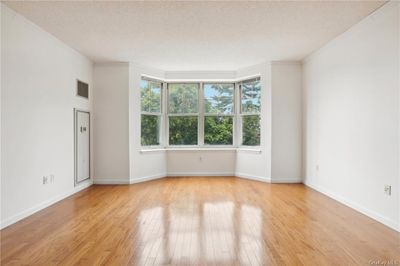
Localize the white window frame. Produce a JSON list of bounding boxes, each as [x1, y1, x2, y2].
[[167, 82, 200, 147], [140, 77, 164, 148], [202, 82, 236, 147], [239, 77, 261, 148], [140, 76, 261, 150]]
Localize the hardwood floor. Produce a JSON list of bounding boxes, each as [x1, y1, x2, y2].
[[1, 177, 399, 265]]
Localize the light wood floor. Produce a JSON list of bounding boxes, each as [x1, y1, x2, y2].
[[1, 177, 399, 265]]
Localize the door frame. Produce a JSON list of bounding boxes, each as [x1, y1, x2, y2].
[[74, 108, 91, 186]]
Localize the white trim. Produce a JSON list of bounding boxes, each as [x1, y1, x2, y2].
[[129, 173, 165, 184], [141, 74, 261, 85], [235, 172, 271, 183], [94, 174, 166, 185], [141, 148, 261, 152], [93, 178, 130, 185], [167, 172, 235, 177], [0, 180, 93, 229], [304, 180, 400, 232], [166, 147, 236, 152], [271, 178, 303, 183], [140, 148, 167, 153], [236, 148, 262, 153], [164, 71, 236, 81]]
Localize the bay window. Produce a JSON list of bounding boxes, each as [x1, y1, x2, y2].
[[140, 76, 261, 148]]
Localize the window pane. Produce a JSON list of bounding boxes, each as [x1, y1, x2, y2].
[[204, 83, 234, 114], [141, 79, 161, 113], [204, 116, 233, 145], [169, 116, 198, 145], [242, 115, 260, 146], [168, 84, 198, 114], [141, 115, 160, 146], [241, 79, 261, 113]]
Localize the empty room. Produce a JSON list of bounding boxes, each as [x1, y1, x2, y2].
[[1, 0, 399, 265]]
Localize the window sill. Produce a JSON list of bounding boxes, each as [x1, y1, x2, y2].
[[140, 148, 166, 153], [166, 147, 237, 151], [140, 147, 261, 153], [236, 148, 262, 154]]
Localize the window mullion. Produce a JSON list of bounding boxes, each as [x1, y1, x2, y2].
[[163, 82, 168, 147], [198, 82, 204, 146], [236, 82, 241, 147]]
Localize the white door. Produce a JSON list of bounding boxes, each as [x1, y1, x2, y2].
[[75, 110, 90, 184]]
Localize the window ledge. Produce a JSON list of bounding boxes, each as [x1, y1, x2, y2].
[[140, 148, 166, 153], [236, 148, 262, 154], [166, 147, 237, 151], [140, 147, 261, 153]]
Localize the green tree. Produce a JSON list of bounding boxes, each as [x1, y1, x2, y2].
[[204, 116, 233, 145], [141, 80, 261, 147], [242, 115, 260, 146], [241, 80, 261, 146], [204, 84, 234, 114], [204, 84, 234, 145], [241, 80, 261, 113], [141, 80, 161, 146], [141, 115, 160, 145], [141, 80, 161, 113], [168, 84, 198, 113], [168, 84, 199, 145], [169, 116, 198, 145]]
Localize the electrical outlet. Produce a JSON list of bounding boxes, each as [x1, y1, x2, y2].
[[384, 185, 391, 196], [43, 176, 48, 185], [50, 174, 55, 183], [199, 156, 203, 161]]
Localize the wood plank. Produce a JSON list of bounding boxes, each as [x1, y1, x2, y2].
[[1, 177, 399, 265]]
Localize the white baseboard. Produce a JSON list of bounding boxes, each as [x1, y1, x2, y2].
[[167, 172, 235, 177], [304, 180, 400, 232], [235, 172, 271, 183], [130, 173, 165, 184], [1, 180, 93, 229], [271, 177, 303, 183], [94, 174, 166, 185], [93, 178, 130, 184]]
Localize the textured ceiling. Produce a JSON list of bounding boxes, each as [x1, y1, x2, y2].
[[4, 1, 386, 70]]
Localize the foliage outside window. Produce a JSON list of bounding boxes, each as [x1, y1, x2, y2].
[[168, 83, 199, 145], [204, 83, 234, 145], [141, 79, 162, 146], [140, 77, 261, 148], [240, 78, 261, 146]]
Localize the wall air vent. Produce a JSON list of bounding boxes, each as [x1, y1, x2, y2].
[[77, 80, 89, 99]]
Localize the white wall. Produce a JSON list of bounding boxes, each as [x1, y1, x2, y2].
[[129, 64, 167, 182], [398, 1, 400, 228], [303, 1, 399, 231], [164, 71, 236, 81], [167, 150, 236, 176], [235, 63, 272, 182], [1, 3, 3, 226], [271, 62, 302, 183], [1, 5, 93, 228], [93, 63, 130, 184]]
